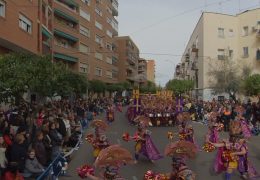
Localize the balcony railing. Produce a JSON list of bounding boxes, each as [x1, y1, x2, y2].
[[111, 0, 118, 16]]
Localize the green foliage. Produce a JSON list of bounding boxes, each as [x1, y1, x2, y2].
[[0, 53, 88, 104], [89, 80, 106, 93], [165, 79, 194, 95], [244, 74, 260, 96], [139, 81, 157, 93]]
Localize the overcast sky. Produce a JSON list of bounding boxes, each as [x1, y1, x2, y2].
[[117, 0, 260, 86]]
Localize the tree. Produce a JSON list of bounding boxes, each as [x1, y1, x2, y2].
[[165, 79, 194, 95], [244, 74, 260, 96], [0, 53, 88, 104], [208, 58, 252, 99], [139, 81, 157, 93], [89, 80, 106, 94]]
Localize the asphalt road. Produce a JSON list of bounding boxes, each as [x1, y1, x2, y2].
[[61, 107, 260, 180]]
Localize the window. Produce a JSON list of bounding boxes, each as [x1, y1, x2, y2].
[[79, 25, 90, 37], [80, 9, 90, 21], [19, 14, 32, 34], [229, 50, 233, 59], [228, 29, 234, 37], [218, 28, 224, 38], [217, 49, 225, 60], [106, 57, 112, 64], [106, 71, 112, 78], [243, 47, 249, 58], [95, 67, 102, 76], [106, 30, 112, 38], [79, 63, 88, 73], [79, 43, 89, 54], [112, 70, 118, 78], [81, 0, 90, 5], [95, 21, 102, 30], [95, 52, 103, 60], [242, 26, 249, 36], [106, 42, 112, 51], [95, 7, 102, 16], [0, 0, 5, 17], [95, 34, 103, 44]]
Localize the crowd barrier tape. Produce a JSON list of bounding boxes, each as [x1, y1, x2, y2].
[[37, 124, 83, 180]]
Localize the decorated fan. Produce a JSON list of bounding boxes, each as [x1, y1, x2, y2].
[[90, 119, 108, 131], [77, 164, 94, 179], [94, 144, 134, 167], [134, 115, 151, 127], [164, 140, 198, 159]]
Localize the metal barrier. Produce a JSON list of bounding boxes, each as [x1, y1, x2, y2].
[[37, 125, 83, 180]]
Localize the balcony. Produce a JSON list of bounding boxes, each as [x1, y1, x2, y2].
[[111, 0, 118, 16], [257, 30, 260, 38], [111, 19, 118, 36], [54, 8, 78, 24], [191, 44, 198, 52], [127, 65, 136, 72], [53, 52, 78, 63], [42, 42, 51, 55], [54, 26, 78, 42], [54, 0, 78, 14]]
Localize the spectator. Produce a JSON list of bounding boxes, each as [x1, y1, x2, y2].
[[49, 122, 63, 161], [33, 131, 48, 166], [10, 134, 27, 172], [0, 133, 7, 176], [25, 149, 44, 178]]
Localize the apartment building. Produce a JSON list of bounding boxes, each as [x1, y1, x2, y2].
[[175, 8, 260, 100], [146, 60, 155, 83], [0, 0, 119, 84], [115, 36, 140, 85], [138, 58, 147, 86]]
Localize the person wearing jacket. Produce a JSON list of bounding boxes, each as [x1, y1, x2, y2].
[[33, 131, 48, 166], [25, 149, 44, 178]]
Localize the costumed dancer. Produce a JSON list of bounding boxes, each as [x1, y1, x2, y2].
[[208, 118, 259, 180], [106, 104, 115, 124], [86, 120, 110, 159], [163, 140, 198, 180], [123, 116, 162, 163], [77, 145, 133, 180], [234, 106, 252, 139]]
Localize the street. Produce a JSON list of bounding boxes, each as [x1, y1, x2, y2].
[[62, 108, 260, 180]]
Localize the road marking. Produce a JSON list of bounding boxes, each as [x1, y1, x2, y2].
[[132, 176, 138, 180]]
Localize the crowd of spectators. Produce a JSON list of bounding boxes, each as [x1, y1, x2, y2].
[[0, 97, 114, 179]]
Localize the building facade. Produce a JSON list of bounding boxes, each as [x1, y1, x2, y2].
[[115, 36, 140, 85], [138, 58, 147, 86], [0, 0, 119, 84], [146, 60, 155, 83], [175, 8, 260, 100]]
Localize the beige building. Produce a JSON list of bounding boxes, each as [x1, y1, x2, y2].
[[138, 58, 148, 86], [175, 8, 260, 100], [115, 36, 140, 86], [0, 0, 119, 84], [147, 60, 155, 83]]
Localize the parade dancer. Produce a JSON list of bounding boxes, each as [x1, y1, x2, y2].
[[86, 120, 110, 158], [210, 134, 259, 180], [169, 157, 196, 180], [106, 104, 115, 124], [133, 120, 163, 163], [205, 123, 221, 143], [78, 145, 133, 180]]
